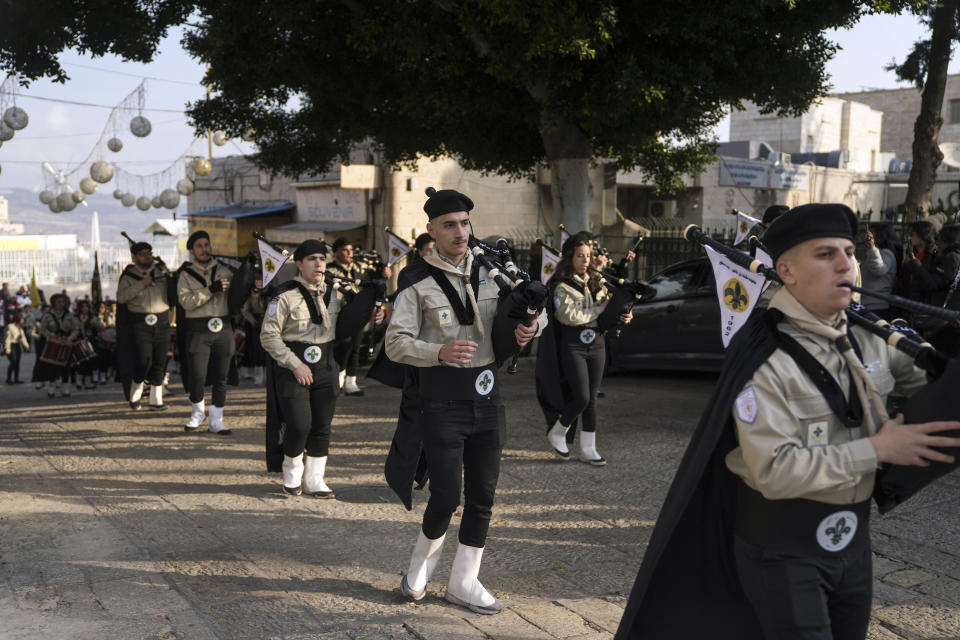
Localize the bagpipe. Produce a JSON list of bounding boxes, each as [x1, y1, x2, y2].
[[683, 224, 960, 514], [120, 231, 174, 282], [586, 266, 654, 336], [467, 236, 548, 372]]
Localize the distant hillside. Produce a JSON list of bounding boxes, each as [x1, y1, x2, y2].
[[0, 187, 186, 242]]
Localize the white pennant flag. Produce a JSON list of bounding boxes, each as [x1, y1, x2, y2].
[[735, 211, 762, 245], [754, 246, 774, 293], [541, 245, 561, 284], [703, 244, 766, 347], [386, 230, 413, 266], [559, 227, 571, 249], [258, 239, 289, 288]]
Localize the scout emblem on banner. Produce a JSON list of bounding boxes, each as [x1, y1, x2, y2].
[[386, 229, 413, 266], [703, 244, 765, 347], [541, 245, 561, 284], [734, 211, 762, 245], [258, 239, 288, 288]]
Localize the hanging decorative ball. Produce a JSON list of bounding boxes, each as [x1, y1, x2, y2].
[[107, 137, 123, 153], [113, 189, 124, 200], [176, 178, 194, 195], [3, 106, 28, 130], [212, 130, 228, 146], [192, 157, 212, 176], [72, 190, 85, 204], [0, 122, 13, 142], [121, 193, 137, 207], [160, 188, 180, 209], [90, 160, 115, 183], [151, 195, 162, 208], [39, 190, 55, 205], [130, 115, 152, 138], [136, 196, 151, 211], [241, 126, 256, 142], [57, 193, 77, 212], [49, 198, 62, 214], [79, 177, 98, 195]]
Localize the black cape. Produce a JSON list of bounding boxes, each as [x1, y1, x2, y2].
[[534, 278, 579, 440], [614, 311, 779, 639]]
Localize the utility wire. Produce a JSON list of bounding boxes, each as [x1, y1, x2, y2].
[[61, 62, 202, 87], [8, 93, 188, 113], [10, 117, 186, 140]]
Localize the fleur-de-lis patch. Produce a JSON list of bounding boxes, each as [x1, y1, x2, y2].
[[264, 257, 276, 273], [207, 317, 223, 333], [438, 309, 452, 326], [816, 511, 858, 551], [723, 278, 750, 312], [475, 369, 494, 395], [543, 262, 554, 275], [303, 345, 322, 364]]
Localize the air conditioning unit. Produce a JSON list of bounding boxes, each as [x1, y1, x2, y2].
[[768, 151, 792, 166], [647, 199, 677, 217]]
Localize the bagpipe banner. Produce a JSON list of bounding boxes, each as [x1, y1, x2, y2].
[[559, 227, 571, 249], [257, 239, 289, 288], [91, 251, 103, 305], [704, 244, 766, 347], [386, 229, 413, 266], [734, 210, 762, 245], [541, 245, 561, 284]]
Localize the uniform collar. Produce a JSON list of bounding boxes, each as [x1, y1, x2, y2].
[[294, 274, 326, 294], [426, 252, 470, 276]]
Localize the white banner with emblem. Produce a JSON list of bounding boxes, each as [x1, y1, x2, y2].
[[704, 244, 766, 347], [386, 230, 413, 266], [734, 211, 762, 245], [258, 239, 289, 288], [541, 245, 561, 284]]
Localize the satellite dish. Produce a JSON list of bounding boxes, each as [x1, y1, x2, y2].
[[939, 142, 960, 168]]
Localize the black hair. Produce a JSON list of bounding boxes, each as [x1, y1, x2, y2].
[[909, 220, 937, 252], [554, 236, 602, 294], [414, 233, 434, 252], [937, 223, 960, 247], [869, 222, 901, 255]]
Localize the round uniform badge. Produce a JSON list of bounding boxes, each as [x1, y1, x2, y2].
[[579, 328, 596, 344], [303, 345, 322, 364], [475, 369, 494, 396], [207, 317, 224, 333], [816, 510, 858, 552], [144, 313, 158, 326]]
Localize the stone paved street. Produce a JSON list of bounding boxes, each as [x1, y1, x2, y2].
[[1, 352, 959, 639]]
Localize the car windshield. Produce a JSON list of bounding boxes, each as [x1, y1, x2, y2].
[[648, 263, 704, 297]]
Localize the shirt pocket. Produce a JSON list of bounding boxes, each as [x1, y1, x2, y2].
[[289, 308, 312, 334], [423, 294, 456, 333], [787, 393, 833, 447], [477, 281, 500, 320], [864, 360, 895, 396]]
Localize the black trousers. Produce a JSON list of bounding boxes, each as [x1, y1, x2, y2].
[[186, 322, 234, 406], [419, 397, 504, 547], [734, 536, 873, 640], [6, 344, 21, 382], [558, 328, 605, 432], [131, 320, 169, 385], [277, 354, 338, 458], [344, 327, 363, 376]]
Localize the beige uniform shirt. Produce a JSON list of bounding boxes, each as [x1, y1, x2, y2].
[[553, 276, 610, 327], [726, 311, 927, 505], [260, 275, 344, 372], [4, 323, 29, 352], [385, 254, 501, 368], [40, 311, 80, 340], [177, 259, 231, 318], [116, 264, 170, 313]]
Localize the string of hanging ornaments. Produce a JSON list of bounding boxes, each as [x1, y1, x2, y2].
[[0, 74, 32, 177], [33, 79, 225, 214]]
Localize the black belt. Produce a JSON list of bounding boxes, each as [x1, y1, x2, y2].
[[128, 310, 170, 324], [419, 364, 499, 401], [284, 340, 332, 368], [185, 316, 231, 333], [558, 323, 603, 346], [735, 480, 870, 556]]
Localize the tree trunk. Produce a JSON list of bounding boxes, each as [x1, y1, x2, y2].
[[904, 0, 958, 221], [542, 120, 593, 235]]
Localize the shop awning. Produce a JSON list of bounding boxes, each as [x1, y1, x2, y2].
[[187, 202, 295, 219]]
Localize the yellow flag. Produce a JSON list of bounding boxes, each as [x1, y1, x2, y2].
[[29, 268, 41, 306]]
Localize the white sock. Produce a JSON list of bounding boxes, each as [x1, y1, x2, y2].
[[130, 381, 144, 404]]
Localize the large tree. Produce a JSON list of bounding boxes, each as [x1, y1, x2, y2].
[[886, 0, 960, 220], [184, 1, 911, 231]]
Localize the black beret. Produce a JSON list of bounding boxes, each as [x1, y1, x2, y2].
[[294, 239, 328, 262], [423, 186, 473, 220], [761, 205, 790, 225], [764, 203, 858, 262], [332, 237, 351, 252], [130, 241, 152, 255], [187, 230, 210, 250]]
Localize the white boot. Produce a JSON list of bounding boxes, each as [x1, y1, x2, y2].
[[445, 543, 502, 615], [208, 406, 231, 435], [61, 381, 70, 397], [185, 400, 206, 430], [547, 420, 570, 459], [401, 531, 446, 601], [579, 431, 606, 466], [303, 455, 334, 498], [129, 381, 144, 410], [148, 384, 166, 411], [343, 375, 363, 396], [253, 366, 264, 386], [282, 453, 304, 495], [46, 381, 55, 397], [338, 369, 346, 389]]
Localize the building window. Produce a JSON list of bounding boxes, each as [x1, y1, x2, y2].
[[950, 99, 960, 124]]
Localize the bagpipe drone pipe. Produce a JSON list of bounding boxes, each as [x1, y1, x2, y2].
[[468, 236, 548, 371], [684, 223, 960, 513], [587, 266, 655, 336]]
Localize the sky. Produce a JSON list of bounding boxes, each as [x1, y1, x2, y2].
[[0, 12, 958, 196]]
